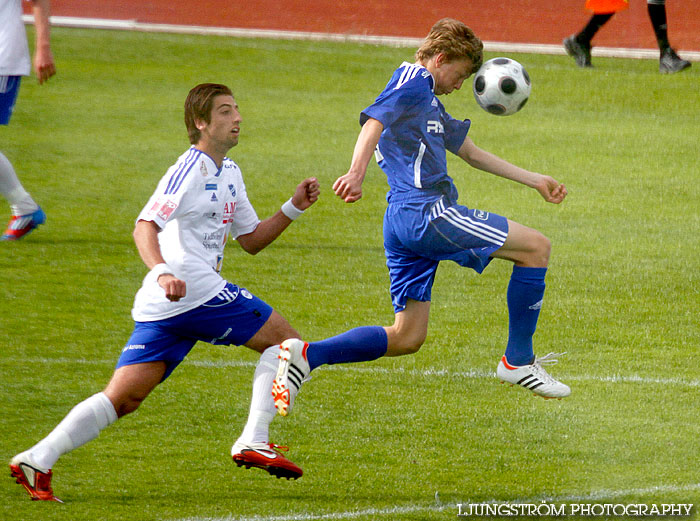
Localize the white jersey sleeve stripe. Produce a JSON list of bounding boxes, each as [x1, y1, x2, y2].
[[394, 62, 422, 90]]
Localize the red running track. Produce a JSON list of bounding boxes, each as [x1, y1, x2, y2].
[[34, 0, 700, 52]]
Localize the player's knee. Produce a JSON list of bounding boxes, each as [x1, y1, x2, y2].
[[110, 393, 148, 418], [401, 337, 425, 355], [525, 231, 551, 267], [121, 398, 144, 417], [386, 328, 426, 356], [537, 233, 551, 265]]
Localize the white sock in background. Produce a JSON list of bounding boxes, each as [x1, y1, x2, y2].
[[0, 151, 38, 215]]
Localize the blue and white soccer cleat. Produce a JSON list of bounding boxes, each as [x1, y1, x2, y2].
[[497, 352, 571, 399], [272, 338, 311, 416], [1, 207, 46, 241]]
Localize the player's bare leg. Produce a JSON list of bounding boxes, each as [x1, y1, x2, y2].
[[384, 300, 430, 357], [244, 309, 300, 354], [491, 219, 550, 268], [103, 361, 167, 417]]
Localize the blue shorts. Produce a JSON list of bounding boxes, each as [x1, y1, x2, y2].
[[383, 195, 509, 312], [116, 282, 273, 381], [0, 76, 21, 125]]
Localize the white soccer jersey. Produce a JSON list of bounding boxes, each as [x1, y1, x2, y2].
[[132, 147, 260, 322], [0, 0, 31, 76]]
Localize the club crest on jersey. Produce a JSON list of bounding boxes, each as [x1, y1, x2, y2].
[[228, 184, 236, 197], [427, 120, 444, 134]]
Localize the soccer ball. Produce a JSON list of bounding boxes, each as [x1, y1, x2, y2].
[[472, 57, 531, 116]]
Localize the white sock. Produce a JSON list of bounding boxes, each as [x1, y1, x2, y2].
[[235, 346, 279, 446], [0, 151, 38, 215], [27, 392, 118, 471]]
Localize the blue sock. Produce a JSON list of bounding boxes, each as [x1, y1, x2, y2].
[[504, 266, 547, 366], [306, 326, 388, 371]]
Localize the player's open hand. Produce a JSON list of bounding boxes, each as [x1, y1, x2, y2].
[[157, 274, 187, 302], [291, 177, 320, 211], [333, 171, 364, 203], [535, 175, 568, 204]]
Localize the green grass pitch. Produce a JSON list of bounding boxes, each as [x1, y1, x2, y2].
[[1, 27, 698, 520]]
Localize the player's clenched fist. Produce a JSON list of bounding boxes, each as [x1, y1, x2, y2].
[[157, 274, 187, 302], [291, 177, 320, 210], [332, 172, 364, 203]]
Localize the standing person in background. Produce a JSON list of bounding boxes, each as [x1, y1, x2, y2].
[[564, 0, 691, 73], [0, 0, 56, 240]]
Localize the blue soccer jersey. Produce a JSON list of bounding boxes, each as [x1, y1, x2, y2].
[[361, 62, 509, 313], [361, 62, 471, 202]]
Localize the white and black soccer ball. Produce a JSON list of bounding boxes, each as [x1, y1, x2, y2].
[[472, 57, 531, 116]]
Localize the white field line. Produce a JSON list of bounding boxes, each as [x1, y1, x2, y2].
[[8, 356, 698, 520], [22, 15, 700, 61], [327, 364, 700, 389], [171, 482, 700, 521], [6, 356, 700, 389]]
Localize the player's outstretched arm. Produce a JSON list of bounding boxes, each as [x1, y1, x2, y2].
[[133, 219, 187, 301], [237, 177, 320, 255], [31, 0, 56, 84], [333, 118, 383, 203], [533, 175, 568, 204], [456, 136, 567, 204]]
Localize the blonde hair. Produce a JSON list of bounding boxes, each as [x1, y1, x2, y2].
[[415, 18, 483, 73]]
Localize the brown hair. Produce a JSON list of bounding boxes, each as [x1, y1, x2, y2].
[[415, 18, 484, 74], [184, 83, 233, 144]]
